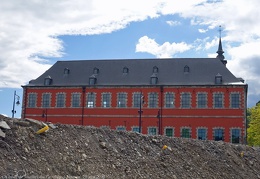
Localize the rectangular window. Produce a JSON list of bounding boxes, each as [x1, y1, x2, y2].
[[28, 93, 37, 108], [132, 126, 140, 132], [197, 128, 207, 140], [214, 93, 223, 108], [102, 93, 111, 108], [181, 128, 191, 138], [231, 129, 240, 143], [181, 93, 191, 108], [87, 93, 96, 108], [148, 92, 158, 108], [116, 126, 126, 131], [165, 128, 174, 137], [118, 92, 127, 108], [197, 93, 207, 108], [133, 93, 141, 108], [213, 128, 224, 141], [71, 93, 80, 107], [42, 93, 50, 108], [231, 93, 240, 108], [165, 93, 174, 108], [148, 127, 157, 135], [56, 93, 65, 107]]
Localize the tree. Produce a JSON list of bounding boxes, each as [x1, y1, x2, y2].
[[247, 103, 260, 146]]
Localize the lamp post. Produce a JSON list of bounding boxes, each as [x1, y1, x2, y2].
[[11, 91, 20, 118], [138, 92, 144, 133]]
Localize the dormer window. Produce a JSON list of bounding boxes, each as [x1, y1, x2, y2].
[[153, 66, 158, 73], [64, 68, 70, 75], [93, 67, 99, 74], [150, 73, 158, 85], [215, 73, 222, 84], [44, 76, 52, 86], [123, 67, 129, 74], [184, 65, 190, 73], [89, 75, 97, 85]]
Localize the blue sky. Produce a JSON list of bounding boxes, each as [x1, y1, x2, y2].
[[1, 0, 260, 117]]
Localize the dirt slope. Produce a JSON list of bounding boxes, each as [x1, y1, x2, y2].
[[0, 115, 260, 178]]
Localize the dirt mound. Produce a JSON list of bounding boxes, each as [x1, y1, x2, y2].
[[0, 115, 260, 178]]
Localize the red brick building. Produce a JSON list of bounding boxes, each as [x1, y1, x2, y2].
[[22, 39, 248, 143]]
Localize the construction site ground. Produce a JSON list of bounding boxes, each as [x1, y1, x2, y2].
[[0, 115, 260, 178]]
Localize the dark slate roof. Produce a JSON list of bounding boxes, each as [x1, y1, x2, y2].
[[26, 58, 245, 87]]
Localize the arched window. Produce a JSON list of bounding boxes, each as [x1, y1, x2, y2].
[[184, 65, 190, 73], [153, 66, 158, 73]]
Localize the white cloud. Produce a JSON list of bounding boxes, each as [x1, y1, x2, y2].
[[1, 0, 260, 106], [166, 20, 181, 26], [136, 36, 192, 58]]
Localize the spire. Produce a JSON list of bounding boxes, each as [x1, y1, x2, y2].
[[216, 25, 227, 66]]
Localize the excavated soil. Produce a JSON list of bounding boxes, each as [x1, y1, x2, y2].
[[0, 115, 260, 178]]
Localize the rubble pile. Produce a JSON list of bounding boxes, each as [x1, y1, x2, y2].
[[0, 115, 260, 178]]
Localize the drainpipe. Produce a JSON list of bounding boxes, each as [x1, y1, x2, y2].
[[160, 85, 164, 135], [81, 87, 86, 125]]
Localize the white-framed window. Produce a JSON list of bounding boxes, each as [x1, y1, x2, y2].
[[181, 92, 191, 108], [181, 127, 191, 138], [116, 126, 126, 131], [213, 127, 224, 141], [230, 93, 240, 108], [71, 93, 81, 107], [148, 92, 158, 108], [117, 92, 127, 108], [197, 128, 207, 140], [102, 93, 111, 108], [148, 127, 157, 135], [28, 93, 37, 108], [165, 92, 175, 108], [231, 128, 240, 143], [56, 93, 65, 107], [132, 126, 140, 133], [197, 92, 207, 108], [165, 127, 174, 137], [87, 92, 96, 108], [213, 93, 224, 108], [42, 93, 51, 108]]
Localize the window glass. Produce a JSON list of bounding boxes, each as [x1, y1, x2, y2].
[[165, 93, 174, 108], [181, 128, 191, 138], [148, 127, 157, 135], [231, 93, 240, 108], [28, 93, 36, 108], [56, 93, 65, 107], [148, 93, 158, 108], [116, 126, 126, 131], [118, 93, 127, 108], [102, 93, 111, 108], [214, 93, 223, 108], [213, 128, 224, 141], [197, 93, 207, 108], [197, 128, 207, 140], [132, 126, 140, 132], [42, 93, 50, 108], [87, 93, 96, 108], [133, 93, 141, 108], [181, 93, 191, 108], [165, 128, 174, 137], [231, 129, 240, 143], [72, 93, 80, 107]]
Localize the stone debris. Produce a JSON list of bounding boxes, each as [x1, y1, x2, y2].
[[0, 121, 11, 130], [0, 128, 5, 138], [0, 114, 260, 178]]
